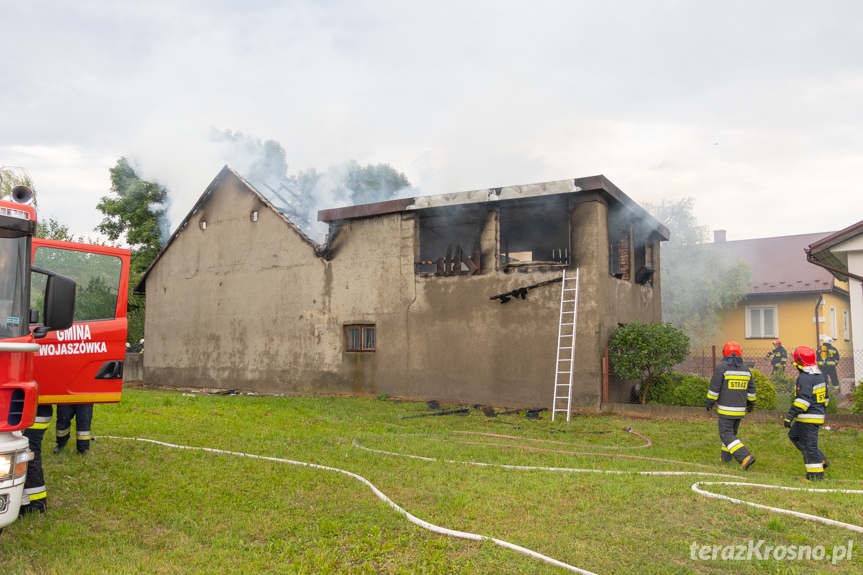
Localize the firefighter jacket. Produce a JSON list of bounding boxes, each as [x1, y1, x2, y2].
[[707, 355, 756, 419], [769, 346, 788, 368], [788, 369, 828, 425], [817, 344, 840, 367]]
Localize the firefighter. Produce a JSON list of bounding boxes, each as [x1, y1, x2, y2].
[[54, 403, 94, 455], [705, 341, 756, 470], [19, 405, 53, 515], [766, 339, 787, 375], [817, 337, 841, 391], [785, 346, 830, 480]]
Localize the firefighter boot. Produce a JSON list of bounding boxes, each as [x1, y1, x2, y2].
[[740, 455, 756, 471], [806, 471, 825, 481], [55, 425, 71, 454]]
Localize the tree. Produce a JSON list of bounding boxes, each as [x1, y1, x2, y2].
[[608, 320, 690, 404], [645, 198, 752, 346], [96, 157, 169, 345], [36, 216, 76, 241], [344, 160, 411, 205], [96, 157, 169, 277]]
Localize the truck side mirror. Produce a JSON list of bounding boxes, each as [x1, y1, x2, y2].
[[31, 266, 76, 339]]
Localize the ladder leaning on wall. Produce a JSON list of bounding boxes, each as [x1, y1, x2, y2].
[[551, 268, 579, 422]]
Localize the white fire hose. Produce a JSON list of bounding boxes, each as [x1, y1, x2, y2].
[[99, 436, 597, 574], [99, 432, 863, 574]]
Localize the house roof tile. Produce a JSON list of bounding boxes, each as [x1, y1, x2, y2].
[[707, 232, 840, 296]]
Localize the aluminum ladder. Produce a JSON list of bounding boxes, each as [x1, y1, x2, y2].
[[552, 268, 579, 422]]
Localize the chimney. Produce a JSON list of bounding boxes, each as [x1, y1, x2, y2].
[[714, 229, 727, 243]]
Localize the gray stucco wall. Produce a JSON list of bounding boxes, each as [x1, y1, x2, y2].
[[143, 173, 662, 409]]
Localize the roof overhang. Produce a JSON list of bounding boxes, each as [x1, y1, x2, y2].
[[805, 219, 863, 283]]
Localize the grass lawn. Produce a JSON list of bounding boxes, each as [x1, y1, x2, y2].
[[2, 387, 862, 574]]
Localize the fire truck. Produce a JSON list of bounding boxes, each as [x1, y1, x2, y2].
[[1, 186, 130, 531]]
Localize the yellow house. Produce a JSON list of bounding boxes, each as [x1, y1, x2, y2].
[[707, 231, 852, 380]]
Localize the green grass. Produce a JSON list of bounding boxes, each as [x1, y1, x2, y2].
[[2, 388, 862, 574]]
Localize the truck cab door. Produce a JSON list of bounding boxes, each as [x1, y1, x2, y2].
[[31, 239, 131, 404]]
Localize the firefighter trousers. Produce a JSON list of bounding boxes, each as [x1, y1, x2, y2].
[[717, 416, 753, 466], [20, 405, 53, 515], [55, 403, 94, 453], [821, 365, 840, 389], [788, 420, 828, 480]]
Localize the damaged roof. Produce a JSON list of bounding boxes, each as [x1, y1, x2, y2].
[[317, 175, 670, 241], [134, 165, 317, 294], [708, 232, 845, 296]]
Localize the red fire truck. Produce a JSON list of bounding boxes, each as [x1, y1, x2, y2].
[[1, 186, 130, 530], [1, 187, 75, 528]]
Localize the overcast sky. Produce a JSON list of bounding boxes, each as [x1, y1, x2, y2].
[[2, 1, 861, 244]]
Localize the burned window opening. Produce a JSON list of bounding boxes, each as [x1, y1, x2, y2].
[[608, 208, 656, 285], [632, 238, 654, 285], [610, 227, 630, 280], [609, 243, 622, 277], [417, 211, 482, 276], [500, 201, 570, 269]]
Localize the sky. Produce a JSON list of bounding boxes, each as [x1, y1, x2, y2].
[[2, 0, 862, 245]]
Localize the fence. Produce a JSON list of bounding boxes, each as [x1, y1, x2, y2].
[[604, 344, 863, 405]]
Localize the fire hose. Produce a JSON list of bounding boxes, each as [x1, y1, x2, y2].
[[98, 429, 863, 574], [98, 435, 596, 574]]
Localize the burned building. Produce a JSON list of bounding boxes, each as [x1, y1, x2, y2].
[[137, 168, 668, 408]]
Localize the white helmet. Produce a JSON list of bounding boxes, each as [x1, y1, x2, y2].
[[823, 336, 833, 344]]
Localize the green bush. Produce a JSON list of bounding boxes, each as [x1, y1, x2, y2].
[[643, 372, 709, 407], [769, 371, 796, 394], [849, 382, 863, 415], [826, 386, 839, 414], [750, 369, 776, 411], [673, 374, 710, 406], [608, 320, 690, 403], [643, 372, 684, 405]]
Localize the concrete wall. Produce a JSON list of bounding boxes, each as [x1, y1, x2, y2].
[[143, 174, 335, 393], [143, 174, 663, 409], [123, 353, 143, 382]]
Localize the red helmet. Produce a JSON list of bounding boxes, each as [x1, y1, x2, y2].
[[723, 341, 742, 357], [773, 339, 781, 346], [793, 346, 817, 368]]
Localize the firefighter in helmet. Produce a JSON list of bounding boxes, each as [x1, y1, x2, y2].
[[706, 341, 757, 470], [817, 336, 841, 391], [784, 346, 830, 480], [766, 339, 787, 375]]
